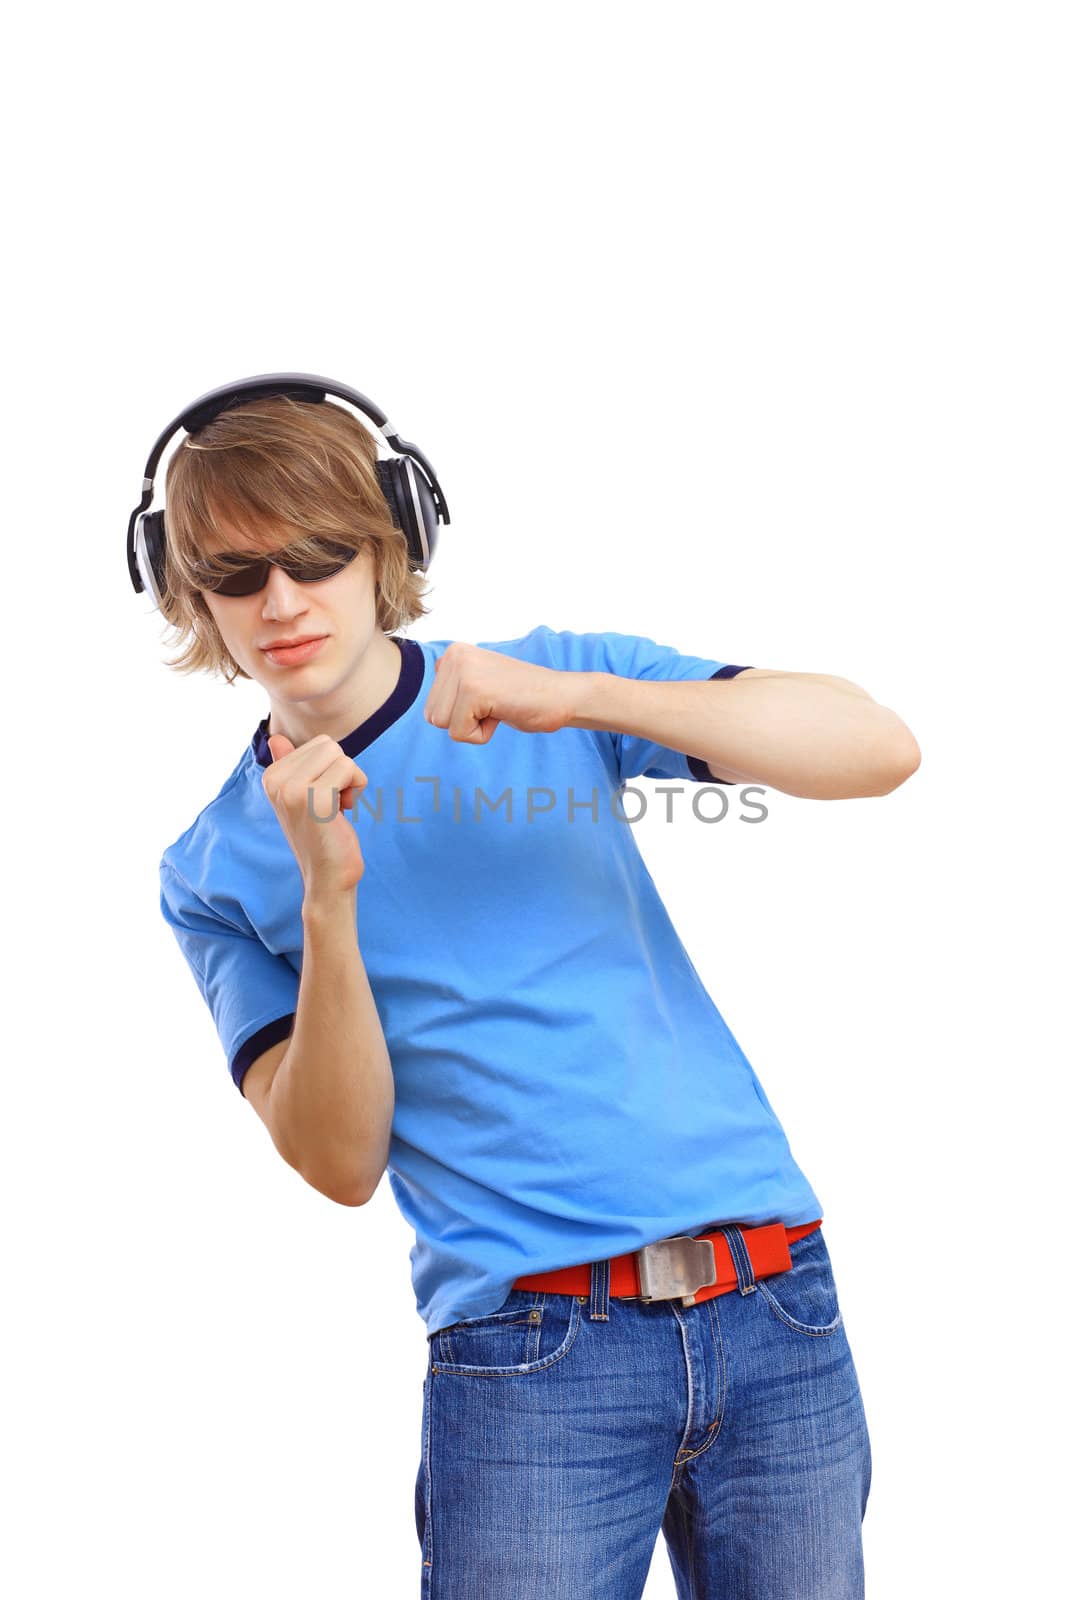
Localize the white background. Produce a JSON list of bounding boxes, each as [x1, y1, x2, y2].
[[4, 2, 1063, 1595]]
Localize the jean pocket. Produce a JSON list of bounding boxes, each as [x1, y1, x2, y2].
[[429, 1288, 583, 1376], [756, 1225, 843, 1337]]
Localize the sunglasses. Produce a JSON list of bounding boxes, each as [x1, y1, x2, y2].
[[192, 536, 360, 597]]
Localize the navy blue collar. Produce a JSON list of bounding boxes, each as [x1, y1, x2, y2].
[[252, 635, 426, 767]]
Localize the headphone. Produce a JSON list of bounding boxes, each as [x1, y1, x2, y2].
[[126, 371, 450, 609]]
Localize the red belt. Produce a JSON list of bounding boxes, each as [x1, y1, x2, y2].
[[512, 1218, 823, 1308]]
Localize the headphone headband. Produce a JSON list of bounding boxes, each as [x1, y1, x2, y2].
[[126, 371, 449, 600]]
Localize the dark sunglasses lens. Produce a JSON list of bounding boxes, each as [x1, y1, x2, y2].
[[213, 561, 271, 596], [199, 541, 357, 596], [275, 542, 357, 584]]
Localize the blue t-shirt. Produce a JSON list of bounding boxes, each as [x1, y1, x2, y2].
[[159, 625, 823, 1335]]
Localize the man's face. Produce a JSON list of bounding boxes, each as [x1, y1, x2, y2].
[[198, 518, 381, 694]]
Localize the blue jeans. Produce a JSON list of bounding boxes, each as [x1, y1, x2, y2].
[[415, 1223, 872, 1598]]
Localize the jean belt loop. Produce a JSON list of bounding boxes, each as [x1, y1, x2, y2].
[[589, 1256, 611, 1321], [720, 1224, 758, 1295]]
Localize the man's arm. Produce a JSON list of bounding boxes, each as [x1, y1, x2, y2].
[[260, 888, 394, 1206], [418, 637, 920, 801], [566, 666, 922, 800]]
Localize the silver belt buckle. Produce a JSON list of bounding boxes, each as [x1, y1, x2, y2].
[[635, 1234, 718, 1308]]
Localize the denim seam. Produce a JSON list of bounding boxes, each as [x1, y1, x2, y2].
[[755, 1280, 843, 1338], [755, 1230, 842, 1337], [437, 1290, 549, 1365], [430, 1295, 583, 1377], [670, 1296, 726, 1480], [672, 1298, 696, 1464], [421, 1364, 434, 1581]]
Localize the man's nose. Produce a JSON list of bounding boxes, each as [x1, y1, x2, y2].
[[260, 565, 309, 615]]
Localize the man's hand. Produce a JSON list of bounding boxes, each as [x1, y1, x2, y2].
[[264, 733, 369, 898], [423, 642, 579, 744]]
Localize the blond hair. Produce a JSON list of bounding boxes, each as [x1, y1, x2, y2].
[[158, 395, 434, 684]]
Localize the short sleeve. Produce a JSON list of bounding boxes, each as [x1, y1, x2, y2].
[[529, 627, 753, 785], [159, 860, 300, 1096]]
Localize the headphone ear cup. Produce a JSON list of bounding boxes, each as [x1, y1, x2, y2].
[[376, 458, 437, 571], [137, 510, 169, 608], [375, 459, 403, 532]]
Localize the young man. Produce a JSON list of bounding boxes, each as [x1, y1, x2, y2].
[[153, 386, 920, 1598]]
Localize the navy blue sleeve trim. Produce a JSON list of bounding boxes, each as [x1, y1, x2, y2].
[[686, 666, 753, 784], [231, 1013, 297, 1097]]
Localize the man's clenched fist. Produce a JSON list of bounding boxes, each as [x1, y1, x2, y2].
[[423, 642, 579, 745]]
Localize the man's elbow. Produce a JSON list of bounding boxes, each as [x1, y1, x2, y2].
[[821, 730, 921, 798], [290, 1159, 382, 1208], [330, 1166, 387, 1208], [876, 731, 922, 795]]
